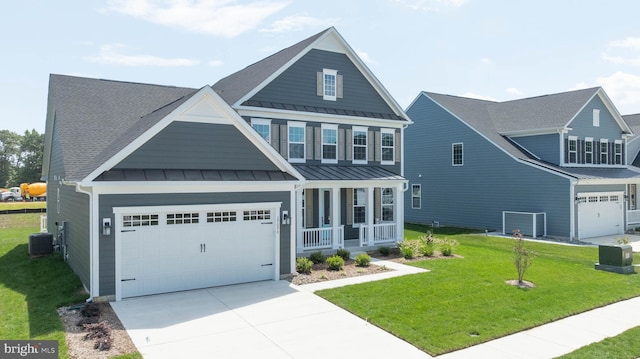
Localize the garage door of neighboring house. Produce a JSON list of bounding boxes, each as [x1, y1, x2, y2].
[[577, 192, 624, 239], [115, 203, 280, 299]]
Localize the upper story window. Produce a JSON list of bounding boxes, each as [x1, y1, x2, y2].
[[411, 184, 421, 209], [321, 123, 338, 164], [585, 137, 593, 164], [593, 109, 600, 127], [452, 142, 464, 166], [615, 140, 623, 165], [381, 128, 395, 165], [568, 136, 577, 164], [251, 118, 271, 144], [288, 122, 305, 163], [600, 139, 608, 164], [323, 69, 337, 100], [352, 126, 368, 164]]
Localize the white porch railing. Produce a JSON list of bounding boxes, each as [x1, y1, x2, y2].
[[40, 215, 47, 233], [628, 209, 640, 225], [301, 226, 344, 250], [359, 223, 397, 246]]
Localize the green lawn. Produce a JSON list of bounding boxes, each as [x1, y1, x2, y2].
[[557, 325, 640, 359], [317, 225, 640, 356], [0, 213, 87, 359], [0, 201, 46, 211]]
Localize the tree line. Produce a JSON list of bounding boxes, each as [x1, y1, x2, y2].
[[0, 129, 44, 188]]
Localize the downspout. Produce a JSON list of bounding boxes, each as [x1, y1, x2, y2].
[[569, 179, 577, 242], [63, 181, 94, 302]]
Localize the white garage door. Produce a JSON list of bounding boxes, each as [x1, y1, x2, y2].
[[577, 192, 624, 239], [116, 203, 279, 299]]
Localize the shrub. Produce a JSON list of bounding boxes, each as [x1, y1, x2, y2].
[[308, 251, 325, 264], [378, 246, 390, 256], [355, 253, 371, 267], [399, 239, 422, 259], [400, 245, 414, 259], [336, 248, 351, 260], [326, 255, 344, 271], [421, 243, 435, 257], [296, 257, 313, 274]]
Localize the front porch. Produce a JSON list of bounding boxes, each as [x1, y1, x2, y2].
[[296, 185, 404, 254]]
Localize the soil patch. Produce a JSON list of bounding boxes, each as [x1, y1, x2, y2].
[[288, 259, 393, 285], [505, 280, 536, 289]]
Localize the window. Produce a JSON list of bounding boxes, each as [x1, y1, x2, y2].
[[381, 188, 394, 222], [321, 124, 338, 163], [412, 184, 421, 209], [243, 209, 271, 221], [615, 140, 623, 165], [600, 139, 608, 164], [381, 129, 395, 165], [124, 214, 159, 227], [452, 143, 464, 166], [288, 122, 305, 163], [585, 137, 593, 164], [352, 126, 367, 164], [167, 213, 199, 225], [593, 109, 600, 127], [207, 211, 236, 223], [251, 118, 271, 144], [353, 188, 366, 225], [323, 69, 337, 101], [568, 136, 577, 164]]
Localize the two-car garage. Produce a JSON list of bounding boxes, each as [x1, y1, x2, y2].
[[114, 203, 281, 300], [576, 192, 624, 239]]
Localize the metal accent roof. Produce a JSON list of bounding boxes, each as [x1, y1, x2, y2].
[[242, 100, 406, 121], [95, 169, 298, 182], [293, 165, 405, 181]]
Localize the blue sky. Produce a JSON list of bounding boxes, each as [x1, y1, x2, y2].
[[4, 0, 640, 134]]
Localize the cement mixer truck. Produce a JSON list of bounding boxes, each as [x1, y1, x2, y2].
[[0, 183, 47, 201]]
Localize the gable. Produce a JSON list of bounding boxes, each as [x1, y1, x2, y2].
[[567, 94, 627, 139], [246, 49, 398, 119], [113, 121, 280, 172]]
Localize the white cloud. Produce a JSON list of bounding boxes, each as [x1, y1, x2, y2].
[[85, 44, 200, 67], [393, 0, 468, 12], [105, 0, 290, 38], [602, 36, 640, 66], [260, 14, 337, 33], [570, 72, 640, 113], [480, 57, 492, 65], [461, 92, 497, 101], [506, 87, 523, 96], [356, 49, 377, 66], [207, 60, 224, 67]]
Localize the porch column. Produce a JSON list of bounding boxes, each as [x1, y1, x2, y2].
[[296, 188, 304, 252], [367, 186, 375, 246], [332, 188, 341, 249], [395, 184, 404, 242]]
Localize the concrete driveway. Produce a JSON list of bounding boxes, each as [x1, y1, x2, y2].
[[111, 280, 432, 359]]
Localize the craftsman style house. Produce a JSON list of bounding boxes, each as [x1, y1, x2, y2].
[[404, 87, 640, 241], [43, 27, 410, 301]]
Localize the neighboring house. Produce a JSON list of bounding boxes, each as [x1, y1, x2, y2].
[[43, 27, 410, 301], [404, 87, 640, 241]]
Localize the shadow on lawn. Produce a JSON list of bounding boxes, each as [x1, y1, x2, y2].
[[0, 243, 85, 338]]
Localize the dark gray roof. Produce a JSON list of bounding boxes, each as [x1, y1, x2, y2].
[[212, 28, 328, 106], [524, 161, 640, 180], [95, 169, 297, 182], [294, 165, 405, 181], [47, 74, 197, 181], [241, 100, 406, 121], [624, 113, 640, 140]]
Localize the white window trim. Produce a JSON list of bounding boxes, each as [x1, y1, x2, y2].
[[452, 142, 464, 166], [615, 139, 623, 165], [567, 136, 577, 164], [381, 187, 394, 222], [381, 128, 395, 165], [584, 137, 593, 164], [593, 109, 600, 127], [353, 188, 366, 226], [352, 126, 368, 164], [323, 68, 337, 101], [250, 118, 271, 144], [288, 121, 306, 163], [321, 123, 338, 164], [411, 184, 421, 209], [600, 139, 608, 164]]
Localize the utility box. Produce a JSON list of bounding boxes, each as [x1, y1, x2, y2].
[[595, 245, 634, 274], [29, 233, 53, 256]]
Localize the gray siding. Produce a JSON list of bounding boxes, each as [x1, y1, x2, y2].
[[115, 122, 279, 171], [404, 94, 572, 238], [98, 191, 291, 296], [568, 96, 624, 140], [251, 49, 396, 116], [510, 134, 560, 164]]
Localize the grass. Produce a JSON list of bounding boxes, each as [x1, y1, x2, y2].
[[0, 213, 87, 359], [0, 201, 46, 211], [317, 225, 640, 356], [557, 325, 640, 359]]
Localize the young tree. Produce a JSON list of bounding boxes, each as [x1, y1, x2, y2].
[[512, 229, 535, 285]]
